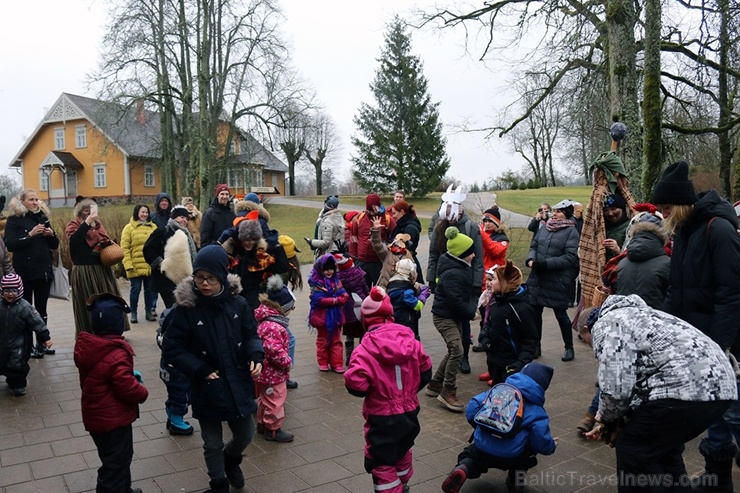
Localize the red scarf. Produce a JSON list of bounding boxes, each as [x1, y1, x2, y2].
[[545, 217, 575, 232], [65, 219, 110, 248]]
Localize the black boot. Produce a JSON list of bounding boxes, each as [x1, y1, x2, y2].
[[203, 478, 229, 493], [223, 452, 245, 489], [344, 340, 354, 367], [696, 441, 736, 493]]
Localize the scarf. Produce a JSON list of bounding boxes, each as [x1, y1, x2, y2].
[[266, 314, 290, 328], [167, 219, 197, 264], [545, 217, 575, 232], [309, 274, 346, 336], [65, 218, 109, 248], [245, 249, 276, 273]]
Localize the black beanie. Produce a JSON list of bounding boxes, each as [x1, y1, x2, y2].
[[86, 293, 131, 336], [170, 205, 190, 220], [520, 362, 554, 391], [603, 193, 627, 211], [651, 161, 698, 205], [193, 245, 230, 286]]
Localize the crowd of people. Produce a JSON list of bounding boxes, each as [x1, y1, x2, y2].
[[1, 163, 739, 493]]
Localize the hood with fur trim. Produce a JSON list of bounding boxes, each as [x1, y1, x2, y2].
[[234, 200, 271, 223], [173, 273, 243, 307], [8, 196, 51, 218]]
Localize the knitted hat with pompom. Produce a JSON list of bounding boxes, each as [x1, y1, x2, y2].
[[445, 227, 475, 258], [360, 286, 394, 329]]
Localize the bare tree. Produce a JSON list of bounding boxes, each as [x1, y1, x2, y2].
[[304, 111, 340, 195]]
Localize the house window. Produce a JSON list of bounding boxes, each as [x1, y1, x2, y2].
[[94, 163, 107, 188], [229, 139, 237, 155], [144, 165, 155, 187], [75, 125, 87, 148], [39, 170, 49, 191], [251, 169, 263, 187], [271, 173, 278, 188], [228, 169, 244, 189], [54, 128, 65, 149]]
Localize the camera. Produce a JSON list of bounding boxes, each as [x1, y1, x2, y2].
[[538, 208, 543, 213]]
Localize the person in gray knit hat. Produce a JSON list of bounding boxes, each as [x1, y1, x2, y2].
[[651, 160, 740, 490]]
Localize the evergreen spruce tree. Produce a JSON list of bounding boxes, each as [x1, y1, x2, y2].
[[351, 17, 450, 197]]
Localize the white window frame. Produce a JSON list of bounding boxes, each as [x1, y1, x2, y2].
[[228, 169, 244, 189], [93, 163, 107, 188], [229, 139, 237, 155], [144, 165, 155, 187], [54, 128, 65, 150], [75, 125, 87, 148], [39, 170, 49, 191]]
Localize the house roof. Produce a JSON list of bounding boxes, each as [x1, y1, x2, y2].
[[48, 151, 84, 170], [9, 93, 288, 173]]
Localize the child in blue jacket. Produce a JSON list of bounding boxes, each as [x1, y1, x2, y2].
[[442, 362, 557, 493]]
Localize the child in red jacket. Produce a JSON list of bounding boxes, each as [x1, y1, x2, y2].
[[308, 254, 350, 372], [344, 287, 432, 493], [254, 275, 295, 443], [74, 293, 148, 493]]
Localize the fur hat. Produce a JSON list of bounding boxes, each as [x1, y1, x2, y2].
[[170, 205, 190, 220], [86, 293, 131, 336], [181, 197, 194, 206], [395, 258, 416, 278], [193, 245, 230, 286], [360, 286, 394, 329], [214, 184, 230, 196], [244, 192, 260, 204], [333, 253, 354, 271], [482, 207, 501, 227], [278, 235, 300, 258], [74, 198, 97, 219], [520, 362, 554, 391], [651, 161, 698, 205], [1, 273, 24, 302], [237, 217, 262, 242], [365, 193, 382, 210], [445, 227, 475, 258], [493, 260, 522, 294], [264, 275, 295, 312]]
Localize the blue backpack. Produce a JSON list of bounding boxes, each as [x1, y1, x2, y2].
[[473, 383, 525, 438]]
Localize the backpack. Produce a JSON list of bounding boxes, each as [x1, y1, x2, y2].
[[473, 383, 525, 438]]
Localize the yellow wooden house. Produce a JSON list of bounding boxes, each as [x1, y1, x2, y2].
[[8, 93, 288, 206]]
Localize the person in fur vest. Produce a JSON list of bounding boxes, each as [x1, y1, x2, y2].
[[333, 253, 370, 366], [220, 212, 289, 310], [253, 275, 295, 442], [162, 245, 264, 493], [308, 254, 350, 373], [386, 258, 430, 340], [74, 293, 148, 493], [370, 215, 414, 289], [344, 286, 432, 493], [181, 197, 202, 249], [218, 198, 278, 249], [143, 206, 196, 309]]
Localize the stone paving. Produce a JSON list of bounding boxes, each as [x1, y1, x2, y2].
[[2, 275, 738, 492]]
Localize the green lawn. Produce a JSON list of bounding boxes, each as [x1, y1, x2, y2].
[[494, 186, 593, 216]]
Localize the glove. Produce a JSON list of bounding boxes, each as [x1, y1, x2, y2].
[[304, 237, 313, 247], [414, 300, 424, 312], [417, 285, 431, 304], [428, 280, 436, 294], [531, 260, 548, 271], [133, 370, 143, 383]]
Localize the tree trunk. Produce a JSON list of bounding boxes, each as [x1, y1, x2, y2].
[[641, 0, 662, 200], [717, 0, 732, 199]]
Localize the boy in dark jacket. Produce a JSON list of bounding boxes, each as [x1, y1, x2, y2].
[[74, 292, 148, 493], [442, 363, 557, 493], [478, 261, 538, 386], [386, 258, 430, 340], [162, 245, 264, 493], [0, 274, 53, 396], [345, 286, 432, 493], [425, 227, 478, 412]]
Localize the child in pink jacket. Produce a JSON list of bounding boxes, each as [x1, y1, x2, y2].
[[308, 254, 350, 372], [254, 276, 295, 443], [344, 287, 432, 493]]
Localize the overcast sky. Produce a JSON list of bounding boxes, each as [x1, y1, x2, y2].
[[1, 0, 525, 188]]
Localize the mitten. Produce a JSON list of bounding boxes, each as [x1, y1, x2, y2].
[[414, 300, 424, 312], [133, 370, 143, 383], [417, 285, 431, 304]]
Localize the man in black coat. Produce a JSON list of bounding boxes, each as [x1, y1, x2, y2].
[[200, 184, 235, 247]]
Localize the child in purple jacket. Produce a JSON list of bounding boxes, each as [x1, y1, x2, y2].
[[344, 287, 432, 493], [333, 253, 370, 366]]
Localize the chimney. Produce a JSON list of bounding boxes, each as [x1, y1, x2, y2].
[[135, 99, 145, 124]]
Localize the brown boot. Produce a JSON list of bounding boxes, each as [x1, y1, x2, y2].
[[437, 387, 464, 412], [576, 413, 595, 434], [425, 380, 442, 397]]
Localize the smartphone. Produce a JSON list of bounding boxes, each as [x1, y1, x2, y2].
[[89, 204, 98, 216], [43, 220, 51, 228]]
